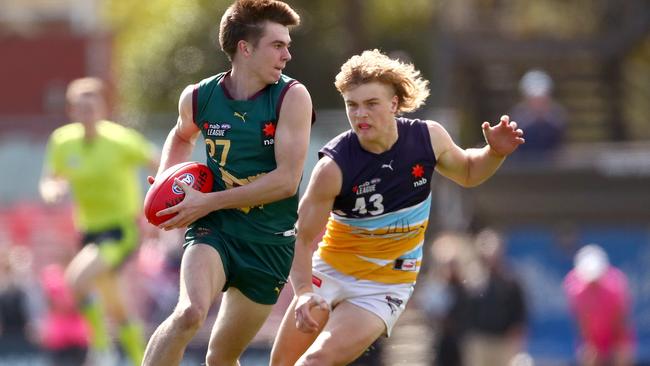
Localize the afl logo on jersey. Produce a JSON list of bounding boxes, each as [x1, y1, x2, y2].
[[203, 122, 230, 137], [261, 121, 276, 146], [172, 173, 195, 195]]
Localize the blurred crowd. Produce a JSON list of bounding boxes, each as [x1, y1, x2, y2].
[[0, 202, 184, 365], [0, 201, 640, 366], [0, 69, 643, 366]]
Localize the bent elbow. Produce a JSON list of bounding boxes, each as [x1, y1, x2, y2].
[[279, 178, 301, 198]]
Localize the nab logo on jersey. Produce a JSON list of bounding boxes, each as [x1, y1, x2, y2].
[[261, 121, 276, 146], [202, 122, 231, 137], [411, 163, 428, 187]]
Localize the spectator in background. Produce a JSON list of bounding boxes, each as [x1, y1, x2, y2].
[[39, 77, 158, 365], [0, 245, 41, 359], [463, 228, 527, 366], [416, 232, 471, 366], [563, 244, 636, 366], [38, 264, 89, 366], [510, 69, 567, 157]]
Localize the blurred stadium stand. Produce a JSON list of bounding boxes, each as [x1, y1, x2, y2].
[[1, 0, 648, 364]]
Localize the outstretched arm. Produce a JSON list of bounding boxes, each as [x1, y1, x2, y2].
[[290, 156, 341, 332], [431, 115, 524, 187]]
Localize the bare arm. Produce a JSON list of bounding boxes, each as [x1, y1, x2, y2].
[[155, 84, 201, 177], [431, 115, 524, 187], [39, 139, 68, 204], [157, 84, 313, 230], [290, 156, 341, 332]]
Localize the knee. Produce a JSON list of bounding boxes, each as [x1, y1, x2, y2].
[[297, 352, 328, 366], [298, 341, 363, 366], [297, 348, 340, 366], [172, 303, 207, 333]]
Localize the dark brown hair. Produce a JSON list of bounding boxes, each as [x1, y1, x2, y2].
[[219, 0, 300, 60]]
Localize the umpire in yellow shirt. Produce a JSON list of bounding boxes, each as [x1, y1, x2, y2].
[[40, 77, 158, 365]]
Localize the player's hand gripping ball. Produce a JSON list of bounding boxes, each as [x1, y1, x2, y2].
[[144, 162, 213, 226]]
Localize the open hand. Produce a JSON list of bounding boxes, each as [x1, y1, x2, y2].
[[482, 115, 525, 157]]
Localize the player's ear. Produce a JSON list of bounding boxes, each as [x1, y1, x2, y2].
[[390, 95, 398, 114], [238, 40, 252, 57]]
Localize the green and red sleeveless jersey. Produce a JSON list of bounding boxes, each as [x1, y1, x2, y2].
[[192, 72, 300, 245]]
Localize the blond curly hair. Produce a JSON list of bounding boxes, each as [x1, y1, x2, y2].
[[334, 49, 430, 114]]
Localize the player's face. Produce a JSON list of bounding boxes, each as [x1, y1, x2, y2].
[[67, 91, 107, 124], [249, 22, 292, 84], [342, 81, 398, 142]]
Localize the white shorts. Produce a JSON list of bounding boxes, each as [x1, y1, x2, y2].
[[311, 256, 414, 336]]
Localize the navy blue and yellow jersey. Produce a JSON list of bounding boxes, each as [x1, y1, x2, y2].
[[318, 118, 436, 283]]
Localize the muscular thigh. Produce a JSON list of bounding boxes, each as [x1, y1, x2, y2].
[[177, 244, 225, 313], [207, 288, 273, 360], [186, 224, 294, 305], [303, 301, 385, 365]]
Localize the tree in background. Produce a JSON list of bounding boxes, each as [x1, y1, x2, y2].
[[104, 0, 437, 126]]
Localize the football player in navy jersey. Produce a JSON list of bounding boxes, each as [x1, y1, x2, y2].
[[270, 49, 524, 366]]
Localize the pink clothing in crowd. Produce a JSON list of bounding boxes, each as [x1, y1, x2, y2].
[[563, 266, 635, 358], [39, 264, 90, 350]]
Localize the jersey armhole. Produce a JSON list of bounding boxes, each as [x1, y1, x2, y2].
[[420, 121, 437, 165], [318, 149, 345, 198], [192, 83, 199, 126], [276, 81, 316, 124]]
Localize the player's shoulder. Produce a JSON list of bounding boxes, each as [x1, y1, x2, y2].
[[190, 73, 226, 104], [277, 73, 297, 85], [310, 155, 343, 193], [275, 74, 309, 96], [416, 119, 452, 141], [98, 120, 130, 134], [50, 122, 83, 144], [196, 73, 225, 87], [321, 129, 355, 153], [99, 120, 146, 142], [280, 81, 311, 108]]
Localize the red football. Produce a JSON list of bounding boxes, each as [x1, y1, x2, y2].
[[143, 162, 214, 226]]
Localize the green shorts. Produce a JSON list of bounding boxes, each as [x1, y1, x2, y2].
[[81, 220, 139, 269], [184, 224, 294, 305]]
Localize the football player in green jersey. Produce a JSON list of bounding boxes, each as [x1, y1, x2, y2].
[[141, 0, 313, 365], [40, 77, 158, 365]]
